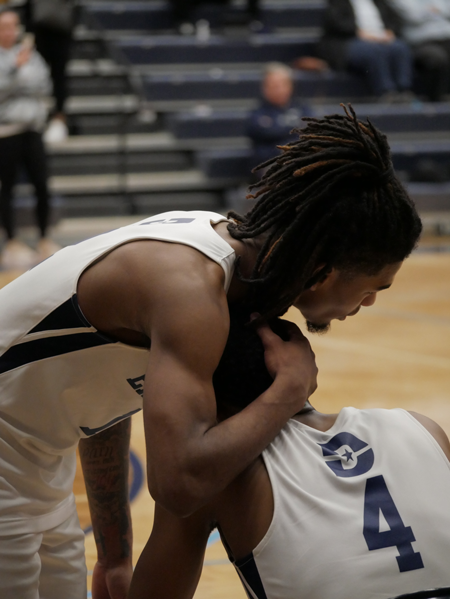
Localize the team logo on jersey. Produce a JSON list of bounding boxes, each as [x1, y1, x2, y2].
[[318, 432, 374, 478], [127, 375, 145, 396]]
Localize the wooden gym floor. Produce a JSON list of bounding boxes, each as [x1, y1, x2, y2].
[[1, 225, 449, 598]]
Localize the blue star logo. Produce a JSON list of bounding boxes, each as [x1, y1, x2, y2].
[[318, 432, 374, 477], [343, 449, 353, 462]]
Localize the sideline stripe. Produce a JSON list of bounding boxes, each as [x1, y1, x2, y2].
[[207, 529, 220, 547]]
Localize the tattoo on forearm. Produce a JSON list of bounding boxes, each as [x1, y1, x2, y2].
[[79, 418, 133, 560]]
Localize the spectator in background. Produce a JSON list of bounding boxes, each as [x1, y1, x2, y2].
[[318, 0, 415, 102], [387, 0, 450, 102], [28, 0, 76, 143], [0, 10, 59, 269], [247, 62, 312, 175]]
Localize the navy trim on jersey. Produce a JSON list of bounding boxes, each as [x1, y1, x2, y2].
[[0, 332, 116, 375], [80, 408, 142, 436], [235, 553, 268, 599], [28, 294, 92, 334], [390, 588, 450, 599]]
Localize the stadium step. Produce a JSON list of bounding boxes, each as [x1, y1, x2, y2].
[[167, 102, 450, 139], [139, 68, 368, 103], [113, 31, 318, 66], [194, 135, 450, 182], [83, 1, 325, 33]]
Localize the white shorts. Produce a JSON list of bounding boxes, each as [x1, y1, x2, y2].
[[0, 507, 87, 599]]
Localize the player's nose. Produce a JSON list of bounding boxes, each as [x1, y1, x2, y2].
[[361, 293, 377, 308]]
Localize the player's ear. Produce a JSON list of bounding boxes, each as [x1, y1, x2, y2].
[[307, 265, 334, 291]]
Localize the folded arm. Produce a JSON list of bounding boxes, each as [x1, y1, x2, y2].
[[143, 267, 317, 516]]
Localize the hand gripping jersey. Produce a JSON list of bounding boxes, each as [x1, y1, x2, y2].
[[234, 408, 450, 599], [0, 211, 235, 534]]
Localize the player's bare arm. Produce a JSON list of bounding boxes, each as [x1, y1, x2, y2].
[[128, 459, 271, 599], [78, 239, 318, 516], [128, 502, 212, 599], [79, 417, 133, 599]]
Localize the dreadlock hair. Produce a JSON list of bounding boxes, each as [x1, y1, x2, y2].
[[213, 307, 287, 417], [227, 104, 422, 319]]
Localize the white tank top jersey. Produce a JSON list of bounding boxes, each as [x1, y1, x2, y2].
[[233, 408, 450, 599], [0, 210, 235, 534]]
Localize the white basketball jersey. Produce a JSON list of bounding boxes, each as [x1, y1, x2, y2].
[[0, 211, 235, 534], [234, 408, 450, 599]]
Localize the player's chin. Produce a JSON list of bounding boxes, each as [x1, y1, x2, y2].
[[306, 320, 331, 335]]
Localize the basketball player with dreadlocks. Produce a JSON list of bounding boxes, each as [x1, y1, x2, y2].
[[129, 308, 450, 599], [0, 106, 422, 598]]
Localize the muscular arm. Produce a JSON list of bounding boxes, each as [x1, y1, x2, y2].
[[78, 240, 317, 517], [79, 418, 133, 599], [144, 279, 315, 515]]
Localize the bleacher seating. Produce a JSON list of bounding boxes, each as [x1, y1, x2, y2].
[[86, 1, 325, 32], [39, 0, 450, 222]]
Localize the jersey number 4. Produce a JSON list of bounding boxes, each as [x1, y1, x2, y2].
[[363, 475, 424, 572]]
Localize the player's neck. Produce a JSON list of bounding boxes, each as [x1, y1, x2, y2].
[[293, 403, 338, 432]]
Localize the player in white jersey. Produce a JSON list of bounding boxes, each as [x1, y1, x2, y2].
[[0, 107, 422, 598], [130, 311, 450, 599]]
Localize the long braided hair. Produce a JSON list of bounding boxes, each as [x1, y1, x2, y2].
[[227, 104, 422, 318]]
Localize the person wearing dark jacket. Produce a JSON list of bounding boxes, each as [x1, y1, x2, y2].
[[247, 62, 312, 173], [319, 0, 414, 100]]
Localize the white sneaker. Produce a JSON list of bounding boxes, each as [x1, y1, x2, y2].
[[44, 119, 68, 144], [1, 239, 38, 270], [37, 237, 61, 262]]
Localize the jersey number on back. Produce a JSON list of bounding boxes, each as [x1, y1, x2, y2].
[[363, 475, 424, 572]]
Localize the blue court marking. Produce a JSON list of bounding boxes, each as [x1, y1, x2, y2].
[[129, 450, 144, 500], [207, 529, 220, 547]]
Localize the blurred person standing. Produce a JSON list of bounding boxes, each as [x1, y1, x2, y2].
[[29, 0, 76, 143], [319, 0, 415, 101], [387, 0, 450, 101], [0, 10, 58, 269]]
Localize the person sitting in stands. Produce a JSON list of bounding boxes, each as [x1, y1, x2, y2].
[[247, 62, 312, 174], [319, 0, 415, 102], [387, 0, 450, 102]]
